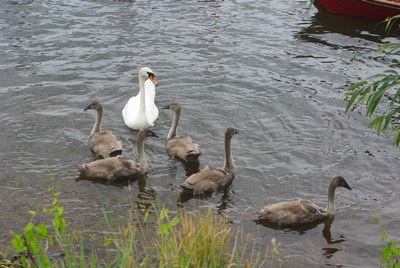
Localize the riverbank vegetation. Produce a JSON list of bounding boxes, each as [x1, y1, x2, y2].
[[344, 15, 400, 267], [0, 178, 278, 268], [371, 214, 400, 268], [344, 15, 400, 146]]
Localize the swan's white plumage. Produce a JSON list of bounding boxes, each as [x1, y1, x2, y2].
[[122, 68, 159, 130]]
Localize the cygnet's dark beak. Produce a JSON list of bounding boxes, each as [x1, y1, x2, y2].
[[84, 104, 91, 111], [343, 181, 352, 190], [161, 104, 170, 110], [151, 131, 159, 138]]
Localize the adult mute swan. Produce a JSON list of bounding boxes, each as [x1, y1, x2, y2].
[[253, 176, 352, 226], [180, 127, 238, 195], [84, 100, 122, 158], [122, 67, 159, 130], [77, 128, 158, 181], [162, 101, 201, 162]]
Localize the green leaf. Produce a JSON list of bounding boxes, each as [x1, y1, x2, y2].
[[392, 244, 400, 256], [369, 116, 384, 135], [344, 81, 367, 112], [38, 255, 51, 268], [27, 234, 40, 255], [48, 235, 54, 246], [381, 244, 390, 264], [24, 222, 34, 233], [12, 234, 27, 253], [169, 214, 180, 228], [366, 86, 388, 116], [28, 210, 37, 217], [104, 236, 112, 247], [20, 255, 27, 267], [157, 223, 170, 236], [395, 131, 400, 146], [384, 15, 400, 34], [35, 223, 48, 239], [159, 208, 170, 220]]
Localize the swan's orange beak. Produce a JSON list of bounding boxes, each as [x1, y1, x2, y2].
[[149, 76, 158, 86]]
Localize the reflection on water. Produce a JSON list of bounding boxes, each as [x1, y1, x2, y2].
[[255, 216, 344, 243], [135, 175, 157, 214], [322, 219, 346, 246], [75, 172, 143, 187], [177, 185, 233, 214], [76, 173, 157, 214], [297, 12, 390, 44], [181, 160, 201, 177], [256, 217, 347, 260]]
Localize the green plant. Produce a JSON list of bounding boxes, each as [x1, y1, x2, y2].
[[371, 214, 400, 268], [11, 178, 67, 268], [344, 71, 400, 145], [102, 205, 273, 268], [10, 178, 89, 268], [155, 208, 231, 267], [8, 178, 273, 267], [344, 16, 400, 145], [11, 218, 51, 267]]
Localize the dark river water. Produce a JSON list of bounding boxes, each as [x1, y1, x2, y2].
[[1, 0, 399, 267]]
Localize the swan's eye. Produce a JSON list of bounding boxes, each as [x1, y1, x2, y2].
[[147, 72, 154, 78]]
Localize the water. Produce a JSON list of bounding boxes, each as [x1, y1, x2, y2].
[[0, 0, 399, 266]]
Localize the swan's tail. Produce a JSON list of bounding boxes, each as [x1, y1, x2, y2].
[[180, 182, 195, 194], [78, 164, 88, 175]]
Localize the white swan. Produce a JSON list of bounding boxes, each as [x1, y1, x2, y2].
[[122, 67, 159, 130], [252, 176, 352, 226]]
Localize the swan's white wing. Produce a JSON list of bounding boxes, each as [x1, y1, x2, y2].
[[122, 91, 141, 124], [144, 79, 158, 125]]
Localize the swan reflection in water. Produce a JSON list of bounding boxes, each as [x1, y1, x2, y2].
[[257, 217, 344, 241], [177, 185, 233, 215], [256, 217, 346, 259], [75, 174, 156, 214]]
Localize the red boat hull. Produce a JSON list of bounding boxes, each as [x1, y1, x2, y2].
[[313, 0, 400, 19]]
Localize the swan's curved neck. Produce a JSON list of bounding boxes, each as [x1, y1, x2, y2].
[[138, 75, 147, 114], [223, 135, 234, 173], [92, 108, 103, 135], [167, 108, 181, 140], [326, 183, 336, 213]]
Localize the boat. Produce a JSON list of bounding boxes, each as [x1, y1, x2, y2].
[[312, 0, 400, 20]]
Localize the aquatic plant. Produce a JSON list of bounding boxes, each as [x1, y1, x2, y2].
[[344, 15, 400, 146]]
